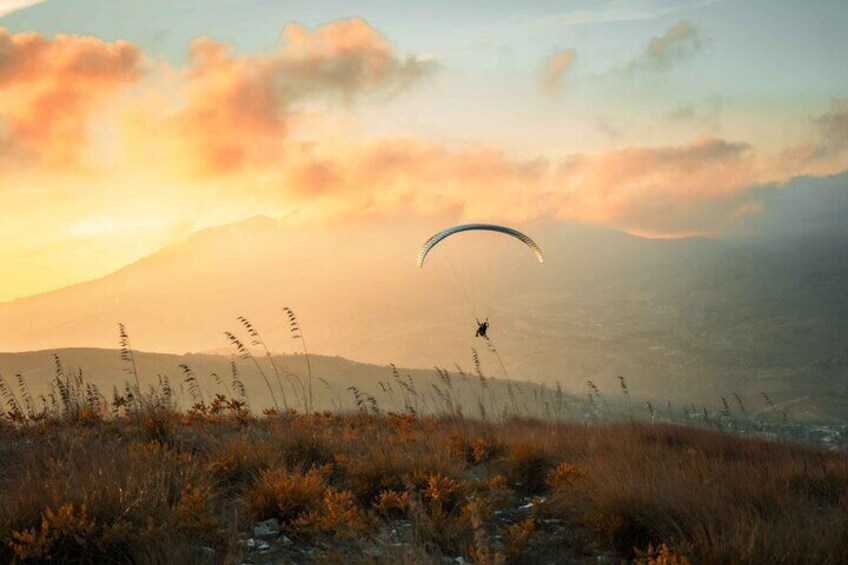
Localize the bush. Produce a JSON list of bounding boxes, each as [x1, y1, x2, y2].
[[503, 441, 557, 494]]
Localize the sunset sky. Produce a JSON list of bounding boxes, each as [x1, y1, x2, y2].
[[1, 0, 847, 302]]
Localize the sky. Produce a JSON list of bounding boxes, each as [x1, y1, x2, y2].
[[1, 0, 847, 302]]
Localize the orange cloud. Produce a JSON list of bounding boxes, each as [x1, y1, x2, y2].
[[0, 22, 844, 241], [170, 18, 437, 174], [0, 28, 143, 169], [554, 136, 765, 233], [277, 138, 552, 221], [273, 135, 775, 236], [539, 48, 576, 93]]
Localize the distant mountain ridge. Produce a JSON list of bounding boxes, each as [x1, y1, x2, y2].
[[1, 174, 847, 421]]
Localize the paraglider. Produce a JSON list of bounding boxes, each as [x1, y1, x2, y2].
[[475, 318, 489, 338], [416, 223, 544, 268], [417, 223, 544, 337], [417, 223, 542, 391]]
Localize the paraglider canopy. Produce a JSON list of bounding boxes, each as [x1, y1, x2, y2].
[[417, 223, 544, 268]]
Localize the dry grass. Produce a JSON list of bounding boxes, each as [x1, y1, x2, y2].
[[1, 391, 847, 563]]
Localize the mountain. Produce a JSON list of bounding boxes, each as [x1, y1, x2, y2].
[[1, 177, 847, 421]]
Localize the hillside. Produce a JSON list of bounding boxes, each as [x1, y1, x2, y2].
[[1, 176, 847, 421], [0, 348, 582, 418], [2, 407, 847, 564]]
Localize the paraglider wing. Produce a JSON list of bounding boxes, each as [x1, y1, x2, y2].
[[417, 223, 544, 267]]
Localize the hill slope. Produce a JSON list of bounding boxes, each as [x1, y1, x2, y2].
[[0, 347, 581, 417], [1, 175, 847, 420]]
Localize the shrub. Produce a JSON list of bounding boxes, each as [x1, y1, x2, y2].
[[10, 504, 97, 562], [373, 490, 410, 518], [245, 467, 329, 528], [244, 466, 367, 538], [208, 436, 276, 489], [500, 517, 539, 561], [548, 462, 587, 490], [445, 434, 504, 465], [632, 543, 692, 565], [504, 441, 557, 494]]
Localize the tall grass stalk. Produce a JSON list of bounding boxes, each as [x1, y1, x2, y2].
[[118, 323, 141, 409], [284, 307, 313, 414], [224, 330, 282, 411]]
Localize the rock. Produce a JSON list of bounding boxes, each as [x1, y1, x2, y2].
[[280, 535, 294, 547], [245, 538, 257, 549], [253, 518, 279, 539], [258, 541, 271, 552]]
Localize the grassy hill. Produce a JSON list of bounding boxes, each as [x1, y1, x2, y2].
[[0, 347, 584, 420], [1, 405, 847, 564]]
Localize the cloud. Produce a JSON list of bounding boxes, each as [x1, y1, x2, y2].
[[539, 48, 576, 93], [169, 18, 438, 174], [0, 28, 143, 169], [777, 99, 848, 177], [812, 98, 848, 155], [0, 20, 844, 241], [628, 20, 701, 72], [552, 0, 723, 27], [0, 0, 45, 18], [553, 136, 762, 233], [274, 138, 553, 222], [273, 134, 775, 237]]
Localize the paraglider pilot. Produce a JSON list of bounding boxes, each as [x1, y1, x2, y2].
[[475, 318, 489, 338]]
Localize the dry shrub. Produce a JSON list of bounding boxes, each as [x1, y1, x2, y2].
[[244, 466, 367, 538], [0, 434, 215, 562], [245, 467, 329, 525], [500, 517, 539, 561], [173, 483, 222, 544], [413, 471, 467, 515], [342, 453, 409, 505], [208, 436, 276, 489], [278, 431, 334, 470], [406, 471, 475, 557], [3, 399, 848, 564], [74, 407, 105, 427], [469, 475, 514, 518], [503, 441, 557, 494], [301, 490, 369, 538], [548, 462, 587, 490], [140, 409, 178, 446], [543, 424, 848, 563], [10, 504, 97, 562], [373, 490, 411, 518], [446, 434, 504, 465], [632, 543, 692, 565]]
